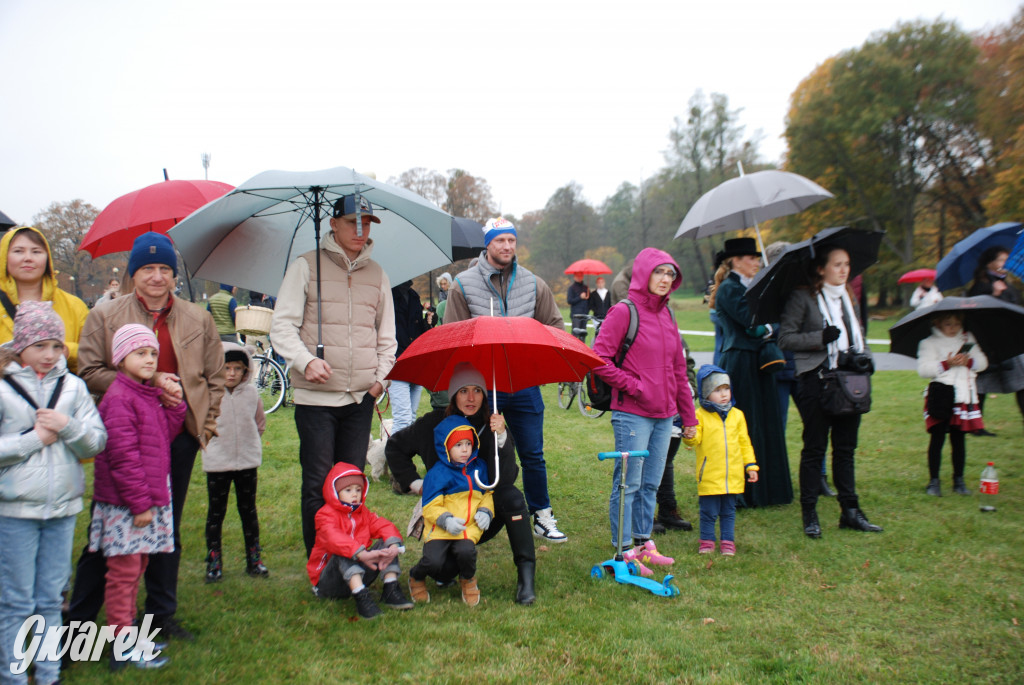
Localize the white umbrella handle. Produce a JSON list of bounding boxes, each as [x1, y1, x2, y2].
[[474, 362, 501, 490], [475, 298, 500, 490]]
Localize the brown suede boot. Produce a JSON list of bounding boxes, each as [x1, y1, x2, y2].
[[408, 577, 430, 603], [459, 577, 480, 606]]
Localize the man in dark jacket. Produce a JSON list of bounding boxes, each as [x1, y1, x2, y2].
[[566, 273, 590, 342], [391, 281, 429, 432]]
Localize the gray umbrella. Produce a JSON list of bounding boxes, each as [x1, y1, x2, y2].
[[675, 169, 834, 263], [167, 166, 452, 358], [0, 210, 17, 232]]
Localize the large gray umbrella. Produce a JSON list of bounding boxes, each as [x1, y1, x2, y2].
[[674, 169, 834, 263], [167, 166, 452, 358]]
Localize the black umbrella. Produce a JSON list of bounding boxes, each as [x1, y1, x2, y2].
[[451, 217, 486, 261], [745, 226, 885, 326], [0, 210, 17, 232], [888, 296, 1024, 364]]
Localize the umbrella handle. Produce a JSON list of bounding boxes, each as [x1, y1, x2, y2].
[[474, 366, 501, 490]]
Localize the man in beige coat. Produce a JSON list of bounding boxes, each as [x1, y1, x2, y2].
[[270, 195, 397, 556]]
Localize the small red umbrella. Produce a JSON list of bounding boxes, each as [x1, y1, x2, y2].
[[564, 258, 612, 275], [387, 316, 604, 488], [80, 179, 234, 257], [898, 268, 937, 285]]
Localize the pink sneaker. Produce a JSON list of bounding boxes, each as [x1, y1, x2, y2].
[[637, 540, 674, 565], [621, 549, 654, 576], [720, 540, 736, 556], [698, 540, 715, 554]]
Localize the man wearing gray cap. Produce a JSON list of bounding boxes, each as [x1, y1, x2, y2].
[[271, 195, 397, 556]]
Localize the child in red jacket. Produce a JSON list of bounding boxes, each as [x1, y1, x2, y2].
[[87, 324, 185, 670], [306, 462, 413, 619]]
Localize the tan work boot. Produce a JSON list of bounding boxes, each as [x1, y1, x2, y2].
[[408, 577, 430, 603], [459, 577, 480, 606]]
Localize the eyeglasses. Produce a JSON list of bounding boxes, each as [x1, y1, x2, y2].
[[653, 267, 677, 279]]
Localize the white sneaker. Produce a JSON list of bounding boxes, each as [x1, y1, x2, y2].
[[532, 508, 568, 543]]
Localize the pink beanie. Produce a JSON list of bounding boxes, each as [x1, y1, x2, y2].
[[12, 301, 65, 353], [112, 324, 158, 367]]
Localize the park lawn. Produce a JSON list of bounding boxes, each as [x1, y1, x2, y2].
[[62, 372, 1022, 684]]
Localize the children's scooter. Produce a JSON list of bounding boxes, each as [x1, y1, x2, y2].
[[590, 450, 680, 597]]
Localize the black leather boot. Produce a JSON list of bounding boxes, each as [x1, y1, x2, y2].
[[839, 508, 883, 532], [819, 476, 836, 497], [657, 507, 694, 531], [802, 507, 822, 538], [246, 545, 269, 577], [515, 561, 536, 606]]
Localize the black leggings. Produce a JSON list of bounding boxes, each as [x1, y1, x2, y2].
[[205, 468, 260, 552], [927, 428, 966, 480]]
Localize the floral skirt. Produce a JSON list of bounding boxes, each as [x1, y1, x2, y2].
[[925, 402, 984, 433], [88, 488, 174, 557]]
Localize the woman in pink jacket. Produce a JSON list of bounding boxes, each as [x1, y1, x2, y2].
[[593, 248, 698, 573]]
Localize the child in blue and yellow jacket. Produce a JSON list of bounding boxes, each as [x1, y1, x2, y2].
[[408, 416, 494, 606], [683, 365, 758, 557]]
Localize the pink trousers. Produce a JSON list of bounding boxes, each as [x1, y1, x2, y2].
[[105, 554, 149, 634]]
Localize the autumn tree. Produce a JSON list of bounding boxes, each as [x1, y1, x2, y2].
[[31, 200, 105, 300], [529, 183, 600, 285], [388, 167, 446, 208], [786, 19, 988, 273], [445, 169, 496, 222]]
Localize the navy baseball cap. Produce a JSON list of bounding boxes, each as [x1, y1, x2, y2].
[[331, 195, 381, 223]]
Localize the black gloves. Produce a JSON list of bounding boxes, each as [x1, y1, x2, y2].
[[822, 325, 841, 345]]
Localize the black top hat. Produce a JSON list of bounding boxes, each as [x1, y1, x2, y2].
[[720, 237, 761, 259]]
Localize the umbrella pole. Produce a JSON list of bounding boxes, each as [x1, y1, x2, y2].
[[754, 220, 769, 266], [475, 299, 501, 490], [312, 187, 325, 360]]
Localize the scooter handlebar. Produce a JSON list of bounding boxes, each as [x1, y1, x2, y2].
[[597, 450, 649, 461]]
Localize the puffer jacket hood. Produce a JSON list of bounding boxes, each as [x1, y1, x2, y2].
[[221, 341, 255, 383], [433, 415, 480, 469], [322, 461, 369, 511]]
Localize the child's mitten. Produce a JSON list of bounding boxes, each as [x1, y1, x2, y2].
[[474, 507, 493, 531], [437, 512, 466, 535]]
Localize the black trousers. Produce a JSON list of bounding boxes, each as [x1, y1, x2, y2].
[[794, 373, 861, 511], [476, 479, 535, 568], [205, 468, 260, 553], [410, 539, 478, 582], [656, 436, 682, 511], [68, 432, 200, 622], [295, 397, 375, 556]]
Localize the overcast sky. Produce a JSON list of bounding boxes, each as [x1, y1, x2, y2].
[[0, 0, 1019, 227]]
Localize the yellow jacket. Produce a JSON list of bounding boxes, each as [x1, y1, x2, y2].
[[684, 406, 758, 496], [0, 227, 89, 373]]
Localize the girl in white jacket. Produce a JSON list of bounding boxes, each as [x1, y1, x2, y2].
[[0, 301, 106, 685], [917, 312, 988, 496]]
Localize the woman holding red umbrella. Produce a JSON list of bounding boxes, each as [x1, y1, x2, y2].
[[0, 227, 89, 372], [385, 362, 536, 605]]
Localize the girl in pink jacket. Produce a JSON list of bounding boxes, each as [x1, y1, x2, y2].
[[86, 324, 185, 670]]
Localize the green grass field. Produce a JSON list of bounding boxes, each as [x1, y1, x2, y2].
[[59, 362, 1023, 684]]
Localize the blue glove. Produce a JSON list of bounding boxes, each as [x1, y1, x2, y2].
[[437, 512, 466, 535], [474, 507, 493, 531]]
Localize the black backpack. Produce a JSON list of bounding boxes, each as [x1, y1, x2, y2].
[[584, 299, 638, 412]]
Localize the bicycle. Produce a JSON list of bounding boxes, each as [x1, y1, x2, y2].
[[238, 334, 292, 414], [556, 314, 606, 419]]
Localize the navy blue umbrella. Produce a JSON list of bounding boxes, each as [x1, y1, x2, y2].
[[934, 222, 1022, 291]]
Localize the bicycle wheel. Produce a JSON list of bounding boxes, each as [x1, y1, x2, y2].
[[578, 379, 606, 418], [252, 355, 286, 414], [557, 382, 578, 409]]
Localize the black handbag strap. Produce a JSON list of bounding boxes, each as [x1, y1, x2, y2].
[[3, 374, 65, 411], [0, 291, 17, 321]]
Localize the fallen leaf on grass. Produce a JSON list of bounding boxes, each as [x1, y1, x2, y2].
[[819, 584, 836, 590], [862, 560, 870, 569], [705, 560, 714, 570], [701, 618, 715, 625], [538, 545, 550, 553], [1013, 618, 1019, 626]]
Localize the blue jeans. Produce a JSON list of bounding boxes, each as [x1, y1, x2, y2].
[[389, 381, 423, 433], [608, 412, 672, 547], [0, 515, 76, 685], [699, 494, 738, 542], [496, 387, 549, 513]]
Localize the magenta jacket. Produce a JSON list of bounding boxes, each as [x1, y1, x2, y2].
[[593, 247, 697, 425], [91, 373, 187, 514]]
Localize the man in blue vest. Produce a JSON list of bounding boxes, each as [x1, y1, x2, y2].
[[444, 218, 568, 542]]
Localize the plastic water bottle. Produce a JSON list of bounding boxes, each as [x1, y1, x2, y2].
[[979, 462, 998, 512]]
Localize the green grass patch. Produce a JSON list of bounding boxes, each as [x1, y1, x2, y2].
[[63, 372, 1023, 684]]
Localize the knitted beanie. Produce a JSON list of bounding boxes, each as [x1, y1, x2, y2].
[[482, 217, 516, 246], [12, 301, 64, 353], [112, 324, 158, 367], [701, 371, 731, 401], [127, 232, 178, 277], [334, 474, 363, 494], [447, 362, 487, 397]]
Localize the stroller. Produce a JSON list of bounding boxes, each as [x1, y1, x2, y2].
[[590, 451, 680, 597]]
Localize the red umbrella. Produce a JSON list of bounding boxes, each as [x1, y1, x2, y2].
[[898, 268, 937, 285], [388, 316, 604, 393], [80, 179, 234, 257], [387, 316, 604, 488], [564, 258, 612, 275]]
